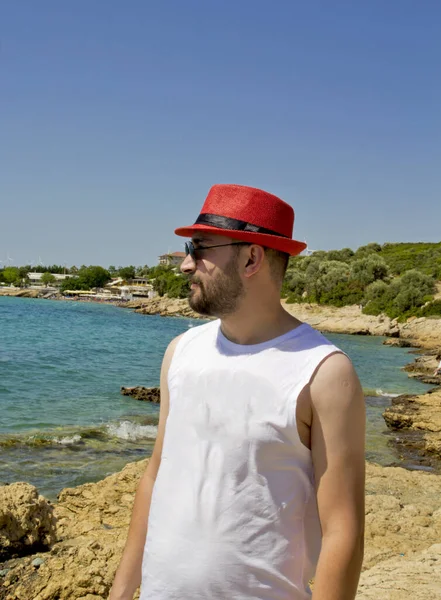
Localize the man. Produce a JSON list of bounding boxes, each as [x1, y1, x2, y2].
[[110, 184, 365, 600]]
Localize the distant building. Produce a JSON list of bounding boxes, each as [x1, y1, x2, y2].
[[28, 272, 70, 287], [129, 277, 150, 286], [158, 252, 186, 267], [105, 277, 154, 298], [120, 286, 133, 301]]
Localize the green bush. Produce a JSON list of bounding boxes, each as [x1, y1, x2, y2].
[[350, 255, 389, 286], [282, 271, 306, 299], [2, 267, 20, 285], [319, 280, 364, 307], [41, 272, 56, 286], [60, 266, 111, 293], [326, 248, 355, 263], [380, 242, 441, 277], [363, 270, 435, 319], [150, 266, 189, 299], [417, 300, 441, 317]]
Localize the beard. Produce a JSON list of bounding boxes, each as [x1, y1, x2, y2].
[[188, 255, 245, 318]]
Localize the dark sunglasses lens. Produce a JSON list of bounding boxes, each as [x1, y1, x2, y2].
[[186, 242, 195, 260]]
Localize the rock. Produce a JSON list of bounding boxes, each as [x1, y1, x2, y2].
[[0, 460, 440, 599], [120, 386, 160, 402], [131, 297, 204, 319], [399, 317, 441, 351], [408, 374, 441, 385], [357, 544, 441, 599], [31, 557, 45, 567], [0, 461, 147, 600], [282, 302, 399, 337], [362, 463, 441, 573], [0, 288, 42, 298], [383, 389, 441, 464], [0, 483, 56, 562], [403, 353, 439, 375], [383, 338, 415, 348]]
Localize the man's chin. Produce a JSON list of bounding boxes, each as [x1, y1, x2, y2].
[[188, 295, 214, 317]]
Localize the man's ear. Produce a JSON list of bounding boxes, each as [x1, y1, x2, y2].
[[243, 245, 265, 278]]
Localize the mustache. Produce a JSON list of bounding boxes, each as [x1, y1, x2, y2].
[[189, 277, 203, 286]]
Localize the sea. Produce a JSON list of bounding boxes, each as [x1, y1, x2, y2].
[[0, 296, 433, 500]]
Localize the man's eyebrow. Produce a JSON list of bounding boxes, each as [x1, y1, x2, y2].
[[192, 236, 211, 245]]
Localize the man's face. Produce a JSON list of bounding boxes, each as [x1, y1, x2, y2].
[[181, 234, 246, 318]]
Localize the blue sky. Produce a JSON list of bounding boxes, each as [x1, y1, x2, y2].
[[1, 1, 440, 268]]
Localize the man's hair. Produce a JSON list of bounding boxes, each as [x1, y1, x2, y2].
[[264, 248, 289, 286], [231, 243, 289, 286]]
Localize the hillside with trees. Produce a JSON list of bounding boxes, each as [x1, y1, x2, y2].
[[283, 242, 441, 320]]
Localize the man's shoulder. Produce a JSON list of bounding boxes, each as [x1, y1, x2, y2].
[[167, 319, 219, 361], [309, 351, 362, 411]]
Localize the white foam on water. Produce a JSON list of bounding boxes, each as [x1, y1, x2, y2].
[[52, 434, 82, 445], [107, 421, 158, 441], [375, 388, 400, 398]]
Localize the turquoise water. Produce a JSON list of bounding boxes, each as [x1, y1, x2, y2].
[[0, 297, 432, 499]]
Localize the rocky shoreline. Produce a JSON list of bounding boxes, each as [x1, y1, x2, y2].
[[122, 295, 441, 350], [1, 460, 440, 599]]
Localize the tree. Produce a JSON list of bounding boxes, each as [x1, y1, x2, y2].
[[317, 261, 350, 293], [355, 243, 382, 257], [3, 267, 20, 285], [136, 265, 151, 278], [60, 277, 87, 293], [363, 269, 435, 318], [78, 266, 111, 289], [150, 266, 189, 299], [118, 266, 136, 281], [350, 255, 389, 287], [327, 248, 355, 263], [41, 272, 56, 286], [282, 271, 306, 301]]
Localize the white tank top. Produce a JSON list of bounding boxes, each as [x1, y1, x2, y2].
[[140, 320, 342, 600]]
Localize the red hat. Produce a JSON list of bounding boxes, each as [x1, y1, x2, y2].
[[175, 184, 307, 256]]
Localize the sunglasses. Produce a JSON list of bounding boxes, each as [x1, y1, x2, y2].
[[185, 241, 250, 261]]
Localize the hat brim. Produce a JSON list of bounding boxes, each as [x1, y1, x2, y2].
[[174, 224, 307, 256]]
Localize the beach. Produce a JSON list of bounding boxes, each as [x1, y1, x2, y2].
[[0, 296, 440, 598]]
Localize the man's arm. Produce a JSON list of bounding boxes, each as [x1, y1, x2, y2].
[[109, 334, 183, 600], [309, 352, 366, 600]]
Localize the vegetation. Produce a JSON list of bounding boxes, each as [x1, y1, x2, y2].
[[1, 242, 440, 319], [282, 242, 441, 320], [147, 265, 189, 299], [1, 267, 21, 286], [41, 272, 56, 286], [59, 266, 111, 292], [118, 266, 136, 281]]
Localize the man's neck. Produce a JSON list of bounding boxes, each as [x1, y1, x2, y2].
[[219, 302, 302, 346]]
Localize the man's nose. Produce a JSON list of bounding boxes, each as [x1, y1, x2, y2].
[[180, 254, 196, 274]]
